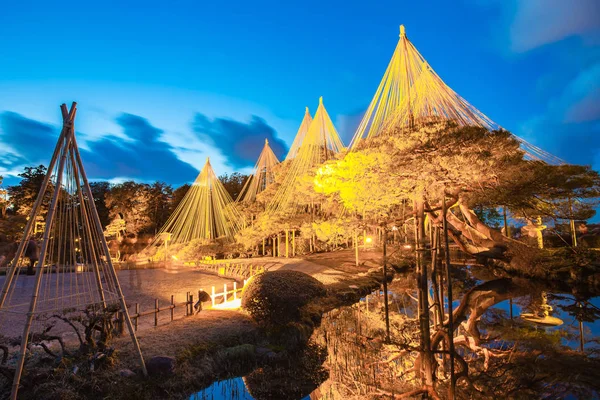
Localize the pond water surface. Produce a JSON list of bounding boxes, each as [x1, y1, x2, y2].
[[190, 264, 600, 399]]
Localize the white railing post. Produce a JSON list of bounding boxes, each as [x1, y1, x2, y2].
[[233, 282, 237, 300]]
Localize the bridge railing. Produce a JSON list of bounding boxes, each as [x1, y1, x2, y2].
[[190, 261, 266, 280]]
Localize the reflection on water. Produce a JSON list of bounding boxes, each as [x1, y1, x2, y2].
[[190, 377, 311, 400], [190, 265, 600, 399], [190, 378, 253, 400], [494, 295, 600, 350]]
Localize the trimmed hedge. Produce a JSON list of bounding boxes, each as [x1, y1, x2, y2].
[[241, 270, 326, 327]]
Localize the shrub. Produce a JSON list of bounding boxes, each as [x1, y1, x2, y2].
[[241, 270, 326, 327]]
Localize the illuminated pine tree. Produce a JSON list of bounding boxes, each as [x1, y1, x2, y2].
[[349, 25, 562, 165], [152, 158, 243, 245], [285, 107, 312, 161], [237, 139, 280, 203]]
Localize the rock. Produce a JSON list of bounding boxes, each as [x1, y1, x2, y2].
[[255, 346, 271, 357], [146, 356, 176, 376], [119, 368, 136, 378]]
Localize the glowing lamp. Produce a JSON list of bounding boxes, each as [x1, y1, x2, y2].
[[365, 237, 373, 244]]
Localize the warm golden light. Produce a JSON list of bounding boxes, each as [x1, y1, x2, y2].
[[237, 138, 280, 202], [366, 237, 373, 244], [149, 158, 243, 248], [268, 98, 345, 214]]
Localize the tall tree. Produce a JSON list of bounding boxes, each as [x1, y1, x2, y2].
[[147, 181, 173, 234], [104, 181, 152, 238], [89, 181, 111, 229], [0, 176, 7, 218], [171, 183, 190, 211], [7, 165, 49, 216], [219, 172, 249, 200]]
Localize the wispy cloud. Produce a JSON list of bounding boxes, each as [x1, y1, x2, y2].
[[0, 108, 290, 185], [191, 114, 288, 169], [509, 0, 600, 52], [0, 112, 199, 185]]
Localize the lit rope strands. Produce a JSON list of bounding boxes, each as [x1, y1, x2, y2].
[[153, 158, 243, 244], [267, 97, 344, 214], [350, 25, 562, 165], [285, 107, 312, 161], [237, 138, 280, 203], [0, 103, 146, 399]]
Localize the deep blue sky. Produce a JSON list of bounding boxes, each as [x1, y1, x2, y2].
[[0, 0, 599, 186]]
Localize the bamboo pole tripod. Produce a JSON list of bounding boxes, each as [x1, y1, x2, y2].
[[0, 103, 147, 400]]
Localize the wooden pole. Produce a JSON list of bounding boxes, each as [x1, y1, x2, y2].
[[170, 295, 174, 321], [0, 108, 68, 311], [569, 198, 577, 247], [262, 238, 265, 256], [503, 207, 510, 238], [69, 149, 106, 308], [382, 227, 390, 342], [415, 198, 433, 387], [579, 319, 585, 353], [11, 108, 74, 400], [431, 227, 443, 329], [154, 299, 159, 326], [443, 196, 455, 400], [118, 311, 125, 336], [285, 230, 289, 258], [134, 303, 139, 331], [292, 230, 296, 257], [73, 122, 147, 376], [354, 231, 359, 266], [579, 302, 585, 352]]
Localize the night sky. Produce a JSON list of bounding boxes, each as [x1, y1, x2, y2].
[[0, 0, 599, 186]]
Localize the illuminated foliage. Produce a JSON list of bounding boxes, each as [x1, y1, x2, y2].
[[105, 181, 153, 239], [314, 150, 403, 219], [0, 176, 7, 218], [267, 97, 344, 215], [7, 165, 50, 217]]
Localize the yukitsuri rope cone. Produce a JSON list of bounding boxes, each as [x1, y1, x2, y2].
[[284, 107, 312, 161], [0, 103, 147, 400], [151, 158, 243, 246], [267, 97, 345, 214], [237, 138, 280, 203], [349, 25, 563, 165]]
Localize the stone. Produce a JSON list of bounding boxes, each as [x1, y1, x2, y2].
[[146, 356, 176, 376], [119, 368, 136, 378], [255, 346, 271, 357]]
